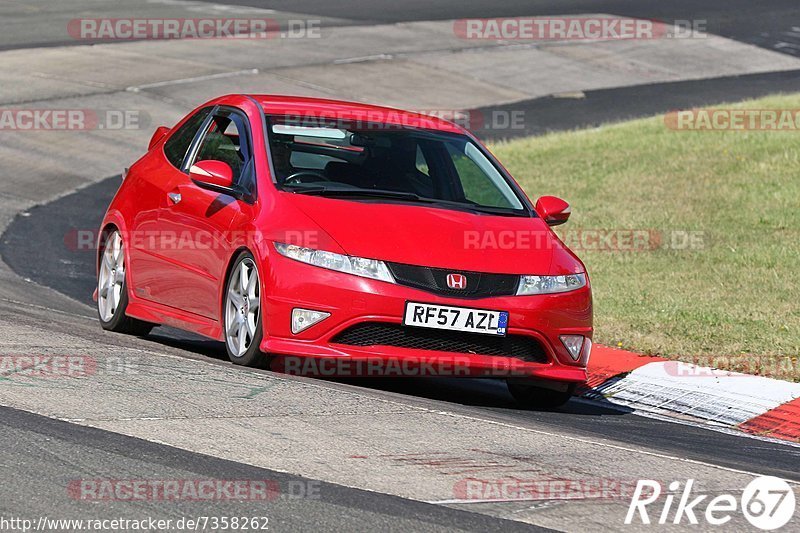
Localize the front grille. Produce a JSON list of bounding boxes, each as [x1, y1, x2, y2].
[[331, 322, 548, 363], [386, 262, 519, 298]]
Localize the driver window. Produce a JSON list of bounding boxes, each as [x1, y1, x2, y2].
[[193, 112, 251, 185], [164, 107, 212, 169]]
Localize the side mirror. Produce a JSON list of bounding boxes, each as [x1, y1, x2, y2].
[[189, 160, 234, 189], [535, 196, 571, 226], [149, 126, 170, 151]]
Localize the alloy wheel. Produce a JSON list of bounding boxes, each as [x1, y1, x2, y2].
[[225, 258, 261, 357], [98, 231, 125, 322]]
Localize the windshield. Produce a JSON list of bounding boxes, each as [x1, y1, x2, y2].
[[265, 116, 529, 215]]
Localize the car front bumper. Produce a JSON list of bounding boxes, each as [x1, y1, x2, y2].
[[260, 254, 592, 382]]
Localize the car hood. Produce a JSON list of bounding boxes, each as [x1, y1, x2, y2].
[[283, 194, 583, 275]]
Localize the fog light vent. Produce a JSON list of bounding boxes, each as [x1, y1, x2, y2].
[[292, 308, 330, 334], [560, 335, 585, 361]]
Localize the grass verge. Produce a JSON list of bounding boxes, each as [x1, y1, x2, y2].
[[489, 93, 800, 380]]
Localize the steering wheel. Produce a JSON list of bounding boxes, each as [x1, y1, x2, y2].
[[283, 170, 330, 185]]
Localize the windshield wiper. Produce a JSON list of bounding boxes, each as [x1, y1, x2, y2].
[[465, 205, 527, 216], [283, 184, 423, 201], [456, 200, 528, 217], [405, 196, 527, 217], [283, 184, 527, 216]]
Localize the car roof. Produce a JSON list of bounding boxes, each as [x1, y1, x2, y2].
[[246, 94, 466, 134]]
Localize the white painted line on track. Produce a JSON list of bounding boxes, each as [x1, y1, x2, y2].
[[127, 68, 259, 92], [334, 54, 393, 64], [0, 296, 94, 321]]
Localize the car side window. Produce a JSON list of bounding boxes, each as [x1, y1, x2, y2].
[[415, 145, 430, 176], [163, 107, 212, 169], [192, 111, 252, 186], [406, 143, 436, 197], [445, 142, 521, 209]]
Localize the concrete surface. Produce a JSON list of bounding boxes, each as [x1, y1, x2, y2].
[[4, 0, 800, 59], [0, 406, 540, 532]]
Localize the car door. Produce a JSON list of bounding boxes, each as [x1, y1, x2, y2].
[[127, 106, 212, 303], [151, 107, 257, 320]]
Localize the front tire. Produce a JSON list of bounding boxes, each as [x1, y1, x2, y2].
[[507, 380, 576, 409], [97, 229, 153, 336], [223, 252, 267, 368]]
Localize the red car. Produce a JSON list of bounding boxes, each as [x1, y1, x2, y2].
[[95, 94, 592, 408]]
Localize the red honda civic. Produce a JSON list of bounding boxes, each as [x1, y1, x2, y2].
[[96, 94, 592, 408]]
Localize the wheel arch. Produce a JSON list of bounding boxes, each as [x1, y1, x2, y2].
[[96, 223, 119, 272]]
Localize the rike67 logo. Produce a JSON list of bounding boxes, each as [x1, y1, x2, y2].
[[626, 476, 796, 530]]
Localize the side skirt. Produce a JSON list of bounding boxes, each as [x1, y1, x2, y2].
[[126, 299, 223, 341]]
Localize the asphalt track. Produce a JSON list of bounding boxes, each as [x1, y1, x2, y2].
[[2, 176, 799, 484], [469, 69, 800, 140], [206, 0, 800, 56], [0, 406, 543, 532], [2, 0, 799, 57]]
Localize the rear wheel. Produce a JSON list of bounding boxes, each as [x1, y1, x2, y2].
[[97, 229, 153, 336], [507, 380, 576, 409], [223, 252, 268, 368]]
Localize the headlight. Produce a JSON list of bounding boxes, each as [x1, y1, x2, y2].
[[516, 273, 586, 295], [274, 242, 395, 284]]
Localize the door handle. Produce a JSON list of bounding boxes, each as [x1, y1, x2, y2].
[[168, 192, 182, 204]]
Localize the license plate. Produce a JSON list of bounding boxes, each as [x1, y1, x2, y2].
[[403, 302, 508, 336]]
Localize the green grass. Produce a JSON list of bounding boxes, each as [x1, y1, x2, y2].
[[488, 93, 800, 380]]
